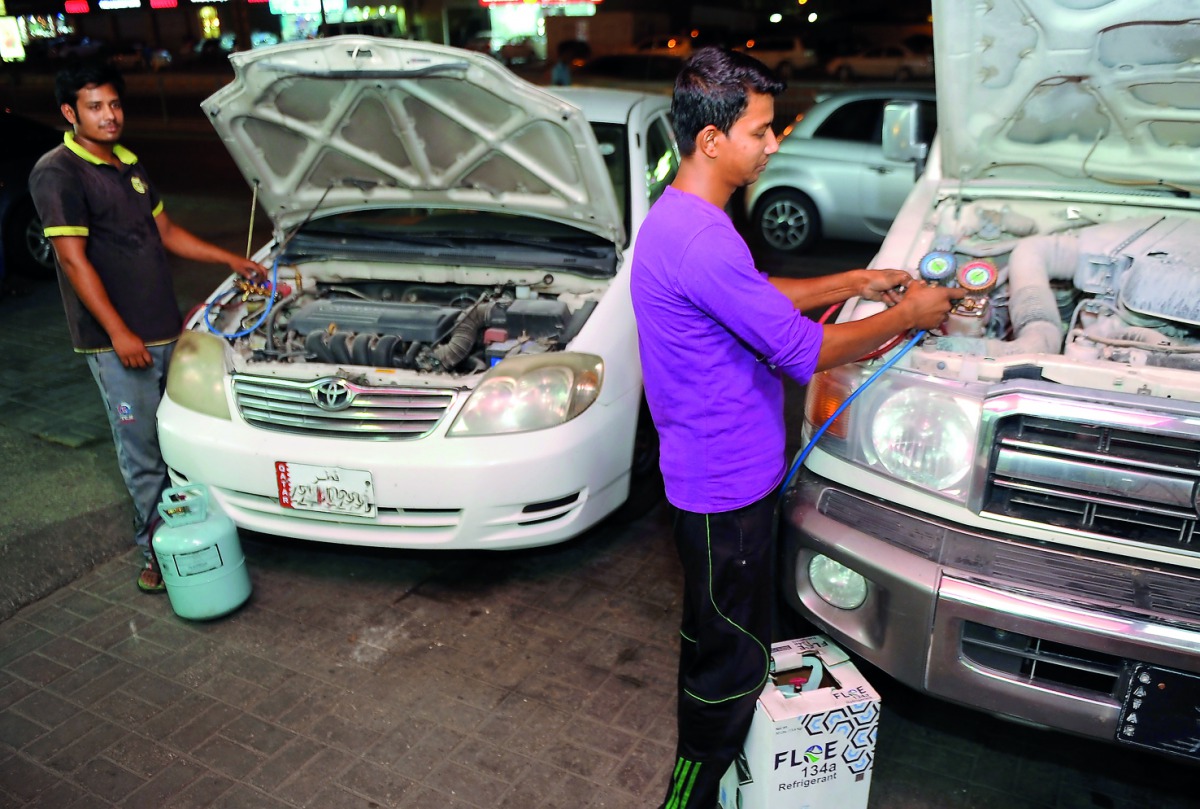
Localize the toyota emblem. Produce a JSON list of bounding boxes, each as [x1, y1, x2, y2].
[[313, 378, 354, 411]]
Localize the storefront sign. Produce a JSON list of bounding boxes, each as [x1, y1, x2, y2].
[[0, 16, 26, 61], [63, 0, 90, 11], [98, 0, 141, 7], [269, 0, 343, 13], [150, 0, 178, 7], [480, 1, 599, 5]]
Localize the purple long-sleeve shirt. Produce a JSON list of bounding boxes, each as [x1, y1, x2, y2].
[[631, 186, 824, 513]]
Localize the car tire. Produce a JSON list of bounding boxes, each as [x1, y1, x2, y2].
[[4, 197, 56, 278], [754, 189, 821, 255], [608, 397, 664, 524], [835, 65, 853, 82]]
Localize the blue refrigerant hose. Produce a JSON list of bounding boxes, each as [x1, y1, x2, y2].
[[779, 329, 927, 497], [204, 257, 282, 339]]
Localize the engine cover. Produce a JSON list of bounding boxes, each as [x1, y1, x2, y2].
[[288, 299, 461, 343]]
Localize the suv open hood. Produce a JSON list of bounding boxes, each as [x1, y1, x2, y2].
[[934, 0, 1200, 193], [201, 36, 624, 244]]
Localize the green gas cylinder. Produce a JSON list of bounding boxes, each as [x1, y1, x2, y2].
[[152, 485, 251, 620]]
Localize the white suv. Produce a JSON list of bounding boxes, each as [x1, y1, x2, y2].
[[782, 0, 1200, 761]]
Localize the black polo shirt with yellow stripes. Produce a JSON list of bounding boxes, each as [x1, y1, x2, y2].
[[29, 132, 183, 353]]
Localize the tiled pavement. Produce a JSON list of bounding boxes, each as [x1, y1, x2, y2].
[[2, 511, 1198, 809]]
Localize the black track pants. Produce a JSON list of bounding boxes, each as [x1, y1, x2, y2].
[[659, 491, 778, 809]]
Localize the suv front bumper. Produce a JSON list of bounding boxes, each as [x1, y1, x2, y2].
[[781, 472, 1200, 747]]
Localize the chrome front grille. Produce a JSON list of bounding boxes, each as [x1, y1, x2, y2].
[[984, 413, 1200, 550], [232, 374, 456, 439]]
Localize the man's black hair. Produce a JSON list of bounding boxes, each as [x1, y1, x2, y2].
[[671, 46, 784, 157], [55, 60, 126, 110]]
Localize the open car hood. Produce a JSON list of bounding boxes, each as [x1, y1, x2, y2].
[[934, 0, 1200, 193], [201, 36, 624, 244]]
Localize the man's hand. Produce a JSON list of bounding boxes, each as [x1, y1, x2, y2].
[[112, 328, 152, 369], [228, 257, 268, 282], [893, 279, 966, 331], [857, 269, 912, 305]]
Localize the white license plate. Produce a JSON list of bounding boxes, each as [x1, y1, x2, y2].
[[275, 462, 376, 517]]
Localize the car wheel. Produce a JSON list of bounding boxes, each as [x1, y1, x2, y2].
[[895, 67, 913, 81], [609, 398, 664, 524], [5, 198, 56, 278], [835, 65, 853, 82], [754, 190, 821, 255]]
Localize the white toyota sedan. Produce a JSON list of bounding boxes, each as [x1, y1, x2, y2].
[[158, 37, 678, 550]]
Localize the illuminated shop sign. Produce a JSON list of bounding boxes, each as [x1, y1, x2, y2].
[[98, 0, 140, 7], [269, 0, 343, 13], [64, 0, 90, 10], [1, 16, 26, 60], [150, 0, 177, 7], [479, 1, 599, 5]]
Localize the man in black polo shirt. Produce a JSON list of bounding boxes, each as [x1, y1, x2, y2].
[[29, 61, 264, 593]]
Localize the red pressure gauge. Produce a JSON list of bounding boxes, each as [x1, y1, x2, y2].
[[957, 259, 998, 292]]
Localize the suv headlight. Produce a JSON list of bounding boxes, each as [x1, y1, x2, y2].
[[805, 362, 984, 503], [448, 353, 603, 436], [165, 330, 232, 420]]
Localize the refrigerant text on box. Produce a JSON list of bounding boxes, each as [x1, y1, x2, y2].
[[718, 635, 880, 809]]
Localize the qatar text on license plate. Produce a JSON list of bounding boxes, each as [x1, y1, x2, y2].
[[275, 462, 376, 517]]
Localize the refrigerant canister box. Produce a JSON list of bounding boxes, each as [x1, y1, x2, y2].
[[718, 635, 880, 809]]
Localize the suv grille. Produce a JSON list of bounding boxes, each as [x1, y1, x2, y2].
[[232, 374, 456, 439], [984, 415, 1200, 550], [961, 621, 1124, 697]]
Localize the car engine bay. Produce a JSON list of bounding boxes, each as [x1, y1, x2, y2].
[[908, 204, 1200, 372], [200, 269, 604, 377]]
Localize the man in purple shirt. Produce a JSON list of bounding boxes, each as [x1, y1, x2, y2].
[[631, 47, 961, 809]]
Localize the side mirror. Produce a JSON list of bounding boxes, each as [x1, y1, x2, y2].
[[882, 100, 930, 172]]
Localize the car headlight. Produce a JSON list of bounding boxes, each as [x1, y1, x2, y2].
[[808, 554, 868, 610], [804, 363, 983, 503], [447, 353, 603, 436], [165, 330, 232, 420], [870, 387, 976, 491]]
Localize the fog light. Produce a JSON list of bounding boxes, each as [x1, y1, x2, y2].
[[808, 554, 868, 609]]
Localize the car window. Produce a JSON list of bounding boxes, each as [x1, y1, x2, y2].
[[589, 122, 630, 236], [645, 115, 679, 207], [812, 99, 887, 145]]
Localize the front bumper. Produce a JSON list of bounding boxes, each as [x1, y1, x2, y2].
[[781, 471, 1200, 746], [157, 390, 638, 550]]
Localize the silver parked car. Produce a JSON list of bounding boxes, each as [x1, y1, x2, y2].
[[744, 88, 936, 254]]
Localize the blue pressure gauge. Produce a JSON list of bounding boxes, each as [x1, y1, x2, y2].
[[918, 251, 957, 283]]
